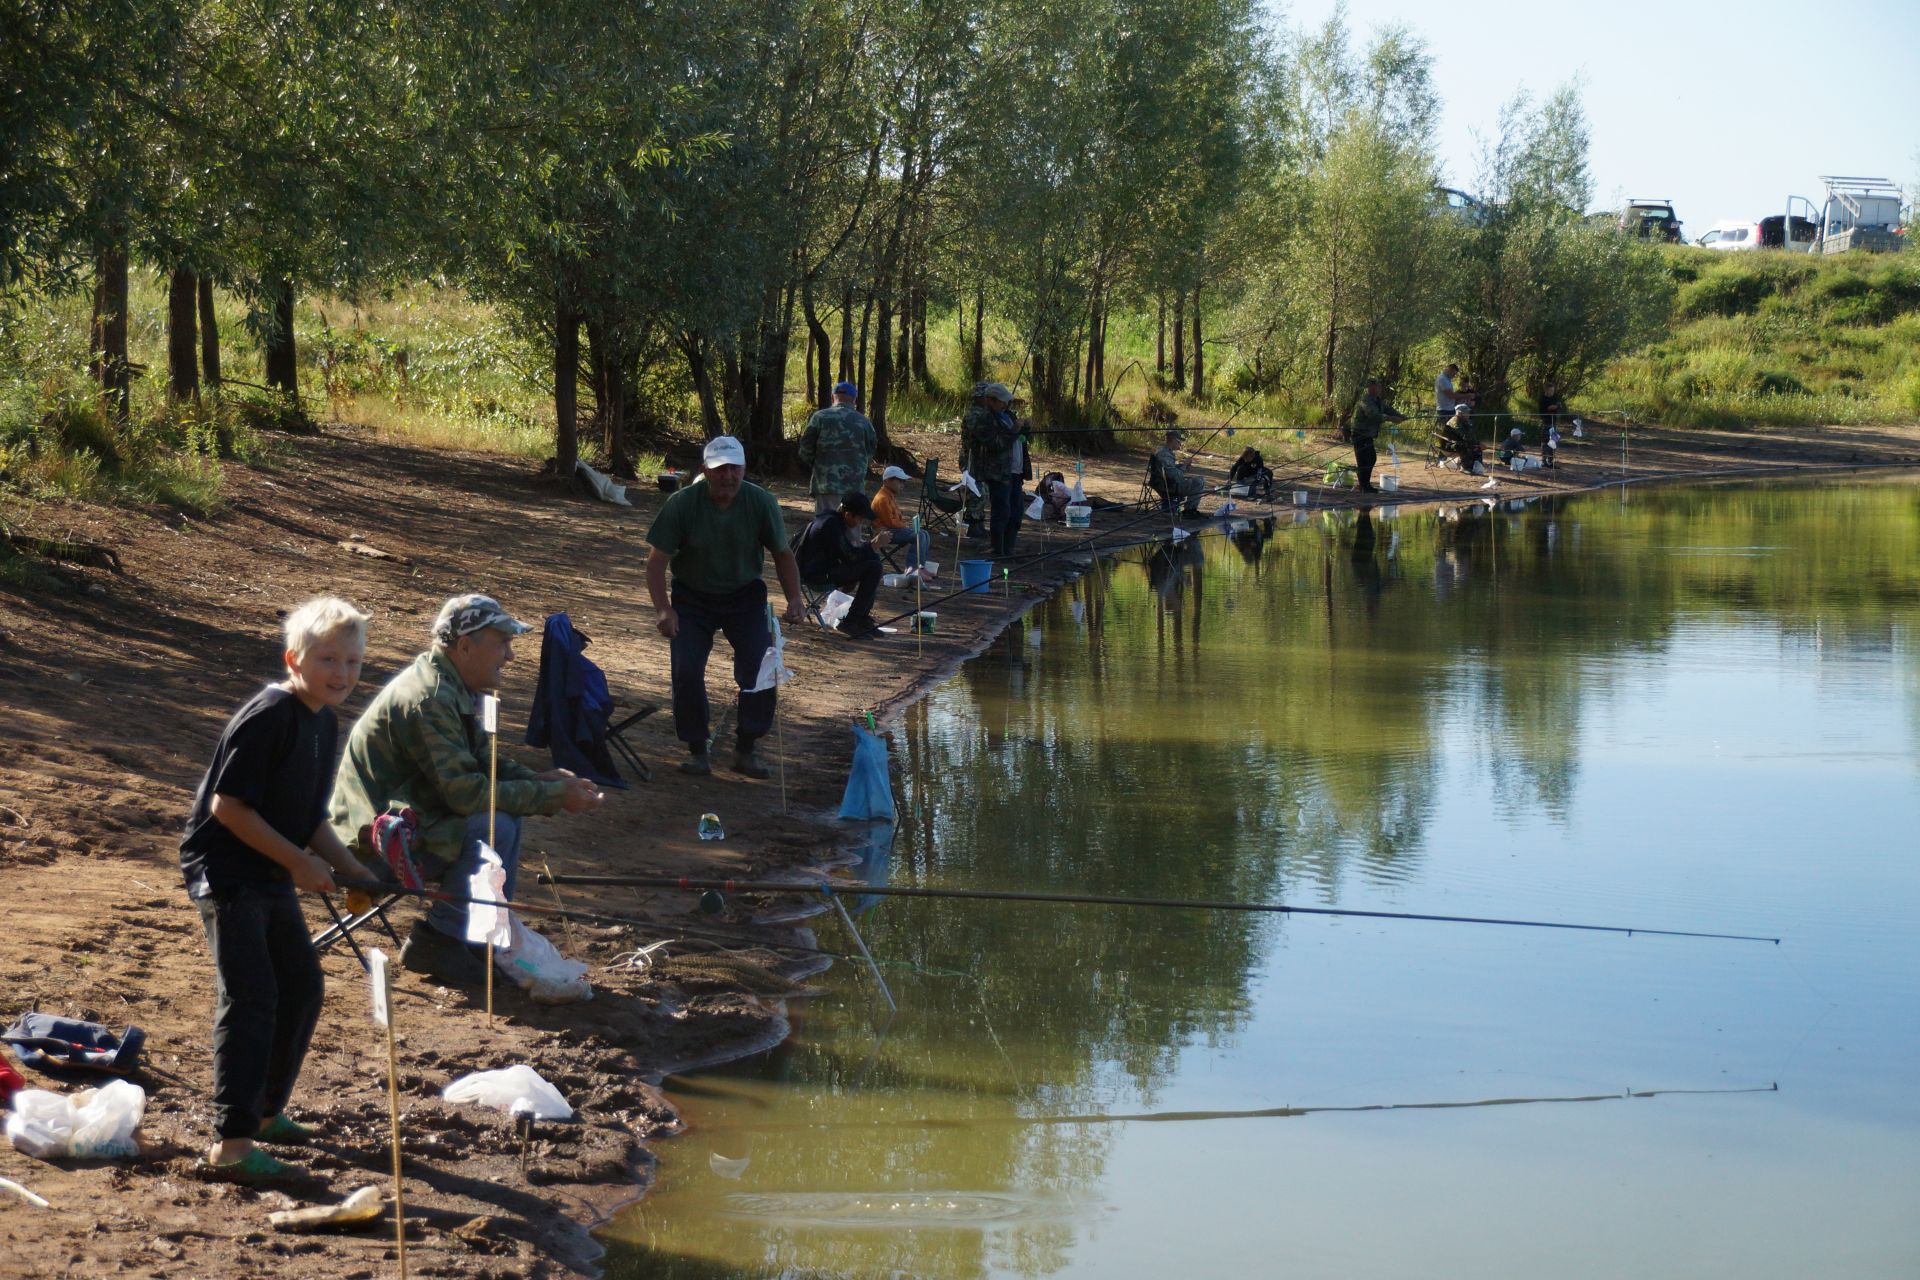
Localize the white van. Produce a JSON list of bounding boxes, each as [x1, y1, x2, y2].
[[1697, 213, 1818, 252]]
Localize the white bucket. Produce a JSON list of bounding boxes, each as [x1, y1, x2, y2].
[[1293, 490, 1310, 506], [1065, 504, 1091, 529], [1379, 474, 1399, 493]]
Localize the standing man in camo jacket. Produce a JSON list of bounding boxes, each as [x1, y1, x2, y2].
[[798, 381, 877, 514]]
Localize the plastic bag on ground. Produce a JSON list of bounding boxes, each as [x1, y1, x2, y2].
[[442, 1065, 572, 1120], [6, 1079, 146, 1159], [838, 723, 896, 821], [816, 589, 854, 630], [495, 915, 592, 1005]]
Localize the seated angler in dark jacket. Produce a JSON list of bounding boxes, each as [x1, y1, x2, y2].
[[798, 491, 886, 637]]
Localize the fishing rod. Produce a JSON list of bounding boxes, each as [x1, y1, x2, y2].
[[337, 879, 857, 962], [693, 1082, 1781, 1134], [537, 874, 1780, 944]]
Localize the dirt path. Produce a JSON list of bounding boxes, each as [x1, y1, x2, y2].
[[1, 415, 1915, 1278]]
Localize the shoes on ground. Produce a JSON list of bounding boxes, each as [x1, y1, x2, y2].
[[679, 751, 712, 776], [732, 745, 771, 780], [256, 1112, 315, 1144], [399, 920, 487, 986], [204, 1146, 303, 1184]]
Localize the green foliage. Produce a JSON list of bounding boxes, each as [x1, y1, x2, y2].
[[1591, 247, 1920, 428]]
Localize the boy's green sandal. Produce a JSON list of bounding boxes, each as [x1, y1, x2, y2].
[[206, 1147, 302, 1184], [256, 1112, 316, 1143]]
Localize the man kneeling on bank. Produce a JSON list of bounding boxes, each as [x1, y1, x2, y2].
[[646, 434, 808, 779], [800, 490, 886, 637], [329, 594, 604, 985]]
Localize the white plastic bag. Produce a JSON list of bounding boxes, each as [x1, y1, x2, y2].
[[1024, 494, 1045, 520], [816, 589, 854, 629], [495, 915, 592, 1005], [442, 1065, 572, 1120], [6, 1080, 146, 1159]]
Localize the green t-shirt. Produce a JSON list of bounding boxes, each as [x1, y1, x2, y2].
[[647, 479, 789, 595]]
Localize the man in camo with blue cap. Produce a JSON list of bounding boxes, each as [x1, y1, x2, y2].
[[798, 381, 877, 514], [329, 593, 604, 986]]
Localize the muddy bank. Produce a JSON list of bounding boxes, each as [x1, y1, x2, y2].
[[1, 416, 1915, 1278]]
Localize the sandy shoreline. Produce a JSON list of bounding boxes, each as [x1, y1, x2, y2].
[[1, 416, 1916, 1277]]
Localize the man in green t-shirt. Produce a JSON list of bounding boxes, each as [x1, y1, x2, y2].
[[646, 435, 807, 778]]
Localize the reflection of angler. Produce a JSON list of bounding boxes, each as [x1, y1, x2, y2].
[[537, 873, 1781, 944]]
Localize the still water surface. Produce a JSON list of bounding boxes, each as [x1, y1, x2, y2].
[[606, 477, 1920, 1279]]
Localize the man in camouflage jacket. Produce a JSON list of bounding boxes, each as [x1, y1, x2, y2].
[[798, 381, 877, 513], [963, 382, 1022, 555], [329, 594, 602, 983]]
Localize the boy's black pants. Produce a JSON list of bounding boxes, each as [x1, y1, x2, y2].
[[195, 890, 325, 1139]]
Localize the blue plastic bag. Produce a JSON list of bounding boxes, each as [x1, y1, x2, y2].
[[838, 724, 896, 821]]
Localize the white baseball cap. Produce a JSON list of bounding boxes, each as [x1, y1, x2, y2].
[[702, 435, 746, 468], [881, 465, 911, 482]]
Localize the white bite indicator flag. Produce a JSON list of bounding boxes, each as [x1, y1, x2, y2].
[[748, 613, 793, 693], [368, 948, 390, 1028], [480, 694, 499, 734], [466, 842, 512, 948]]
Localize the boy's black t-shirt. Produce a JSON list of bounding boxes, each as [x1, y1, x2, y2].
[[180, 685, 337, 898]]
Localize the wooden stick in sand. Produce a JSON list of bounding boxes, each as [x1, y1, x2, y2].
[[368, 949, 407, 1279], [482, 692, 499, 1028]]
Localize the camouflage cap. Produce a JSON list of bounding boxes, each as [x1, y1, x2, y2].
[[431, 593, 533, 645], [982, 382, 1012, 403]]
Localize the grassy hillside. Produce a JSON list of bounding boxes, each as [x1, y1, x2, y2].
[[1587, 246, 1920, 429]]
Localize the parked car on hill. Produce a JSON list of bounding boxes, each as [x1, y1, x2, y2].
[[1697, 214, 1818, 251], [1432, 186, 1488, 225], [1618, 199, 1684, 242]]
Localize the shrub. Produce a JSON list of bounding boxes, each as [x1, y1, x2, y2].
[[1676, 270, 1772, 320]]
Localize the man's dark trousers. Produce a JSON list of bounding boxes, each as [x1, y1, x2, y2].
[[827, 550, 883, 624], [985, 479, 1022, 555], [1353, 438, 1378, 490], [195, 890, 324, 1139], [669, 579, 774, 750]]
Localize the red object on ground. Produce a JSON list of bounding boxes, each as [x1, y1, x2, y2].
[[0, 1051, 24, 1106]]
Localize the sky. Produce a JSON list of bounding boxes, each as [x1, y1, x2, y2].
[[1281, 0, 1918, 236]]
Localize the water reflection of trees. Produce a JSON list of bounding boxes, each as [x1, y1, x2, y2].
[[606, 477, 1920, 1280]]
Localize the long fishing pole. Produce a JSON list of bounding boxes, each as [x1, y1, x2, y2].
[[537, 874, 1780, 944], [339, 879, 858, 962]]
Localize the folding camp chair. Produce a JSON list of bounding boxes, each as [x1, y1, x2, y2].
[[312, 807, 422, 972], [916, 457, 966, 537], [1140, 453, 1176, 512], [527, 612, 651, 784]]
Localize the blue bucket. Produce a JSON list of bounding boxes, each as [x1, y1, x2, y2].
[[959, 559, 993, 594]]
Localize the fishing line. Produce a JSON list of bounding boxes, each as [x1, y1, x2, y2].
[[537, 874, 1780, 944]]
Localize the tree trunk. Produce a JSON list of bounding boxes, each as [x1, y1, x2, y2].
[[554, 299, 580, 473], [197, 275, 221, 386], [1171, 293, 1186, 389], [856, 292, 874, 401], [681, 335, 724, 438], [1190, 287, 1204, 399], [892, 269, 911, 394], [910, 275, 928, 386], [871, 292, 895, 441], [802, 277, 832, 408], [1156, 292, 1166, 376], [91, 243, 131, 422], [970, 286, 985, 385], [839, 283, 855, 383], [167, 267, 199, 402], [263, 276, 298, 397]]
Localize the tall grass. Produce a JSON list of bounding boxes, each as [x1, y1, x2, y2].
[[1587, 247, 1920, 428]]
